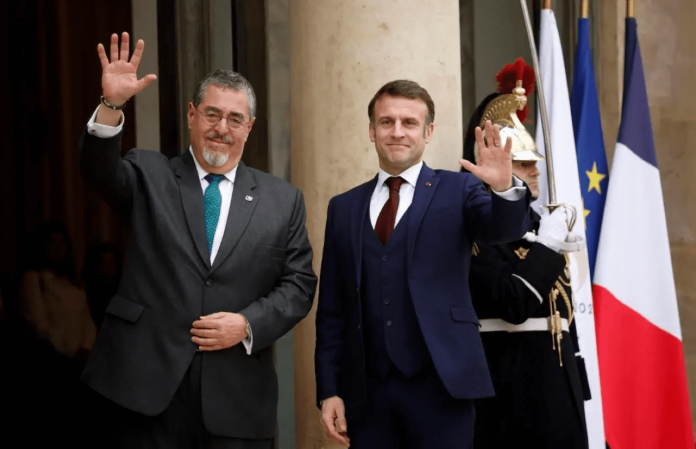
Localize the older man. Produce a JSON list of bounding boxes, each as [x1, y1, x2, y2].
[[79, 32, 316, 448], [315, 79, 532, 448]]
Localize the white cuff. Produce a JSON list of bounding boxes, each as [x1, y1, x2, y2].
[[86, 106, 124, 138], [491, 176, 526, 201], [242, 327, 253, 355], [524, 231, 586, 254]]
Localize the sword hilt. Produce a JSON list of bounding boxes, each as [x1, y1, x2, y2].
[[546, 203, 577, 231]]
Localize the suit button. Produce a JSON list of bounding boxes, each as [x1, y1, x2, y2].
[[206, 279, 213, 287], [384, 298, 390, 305], [386, 320, 392, 327], [357, 325, 361, 331], [382, 255, 388, 262]]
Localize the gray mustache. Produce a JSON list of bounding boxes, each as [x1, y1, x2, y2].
[[207, 133, 232, 144]]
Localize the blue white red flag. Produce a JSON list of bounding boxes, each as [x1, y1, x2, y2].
[[593, 17, 694, 449]]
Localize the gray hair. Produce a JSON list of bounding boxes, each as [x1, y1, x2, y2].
[[193, 70, 257, 119]]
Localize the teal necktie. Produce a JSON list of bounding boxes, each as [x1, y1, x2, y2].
[[204, 174, 225, 255]]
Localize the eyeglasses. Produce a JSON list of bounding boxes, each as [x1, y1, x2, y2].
[[194, 107, 250, 130]]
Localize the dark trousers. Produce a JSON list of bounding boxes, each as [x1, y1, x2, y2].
[[347, 365, 475, 449], [473, 380, 588, 449], [111, 353, 272, 449]]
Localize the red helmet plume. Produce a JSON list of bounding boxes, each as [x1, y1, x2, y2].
[[495, 58, 534, 122]]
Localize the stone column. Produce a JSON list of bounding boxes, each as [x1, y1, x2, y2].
[[597, 0, 625, 166], [131, 0, 160, 151], [289, 1, 464, 447]]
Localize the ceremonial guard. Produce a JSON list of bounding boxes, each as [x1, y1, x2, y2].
[[463, 59, 591, 449]]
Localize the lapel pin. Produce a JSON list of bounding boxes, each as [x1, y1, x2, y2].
[[245, 195, 253, 202], [425, 182, 432, 187]]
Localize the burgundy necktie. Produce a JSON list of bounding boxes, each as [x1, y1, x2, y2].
[[374, 176, 405, 245]]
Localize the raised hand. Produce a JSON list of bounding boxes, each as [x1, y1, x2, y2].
[[98, 32, 156, 106], [459, 120, 513, 192]]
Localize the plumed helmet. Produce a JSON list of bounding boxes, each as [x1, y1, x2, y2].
[[463, 58, 543, 169]]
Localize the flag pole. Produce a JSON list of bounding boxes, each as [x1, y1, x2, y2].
[[581, 0, 589, 19], [626, 0, 634, 18]]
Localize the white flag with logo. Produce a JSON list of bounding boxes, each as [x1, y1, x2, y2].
[[533, 9, 605, 449]]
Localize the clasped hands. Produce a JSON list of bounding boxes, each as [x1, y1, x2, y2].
[[190, 312, 248, 351], [459, 120, 513, 192]]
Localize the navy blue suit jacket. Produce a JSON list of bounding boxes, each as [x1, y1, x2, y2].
[[315, 163, 531, 408]]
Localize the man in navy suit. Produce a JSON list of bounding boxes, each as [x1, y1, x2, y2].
[[315, 80, 532, 448]]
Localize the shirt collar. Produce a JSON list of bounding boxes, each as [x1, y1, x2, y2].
[[376, 161, 423, 189], [188, 146, 238, 184]]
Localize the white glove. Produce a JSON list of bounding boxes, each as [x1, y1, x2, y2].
[[538, 206, 570, 241], [522, 206, 585, 254]]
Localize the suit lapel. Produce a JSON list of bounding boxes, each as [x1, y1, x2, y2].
[[352, 176, 377, 289], [406, 163, 439, 268], [210, 162, 257, 274], [174, 151, 211, 269]]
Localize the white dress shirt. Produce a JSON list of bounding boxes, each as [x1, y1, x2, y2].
[[369, 161, 526, 229], [86, 107, 253, 354]]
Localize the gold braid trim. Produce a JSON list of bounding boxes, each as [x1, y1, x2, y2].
[[554, 279, 574, 327], [548, 255, 574, 366]]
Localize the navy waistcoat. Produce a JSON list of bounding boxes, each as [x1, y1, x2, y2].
[[361, 209, 432, 378]]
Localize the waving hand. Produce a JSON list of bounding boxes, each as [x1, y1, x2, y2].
[[98, 32, 156, 107], [459, 120, 513, 192]]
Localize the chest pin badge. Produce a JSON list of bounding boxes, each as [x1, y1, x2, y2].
[[425, 182, 432, 187], [245, 195, 253, 202]]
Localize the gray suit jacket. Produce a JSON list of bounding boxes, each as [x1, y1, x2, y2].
[[78, 129, 316, 438]]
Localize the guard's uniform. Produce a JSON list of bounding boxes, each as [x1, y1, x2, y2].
[[469, 210, 591, 449], [463, 58, 591, 448]]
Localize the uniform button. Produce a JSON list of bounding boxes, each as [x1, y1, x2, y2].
[[206, 279, 213, 287], [384, 298, 390, 305], [382, 255, 388, 262], [386, 320, 392, 327]]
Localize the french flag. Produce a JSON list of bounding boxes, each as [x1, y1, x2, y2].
[[593, 17, 694, 449]]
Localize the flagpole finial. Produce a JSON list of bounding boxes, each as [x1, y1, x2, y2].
[[543, 0, 552, 9], [627, 0, 634, 18], [581, 0, 589, 18]]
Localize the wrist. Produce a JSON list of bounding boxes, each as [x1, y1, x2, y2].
[[101, 95, 129, 110], [491, 179, 512, 192], [95, 103, 124, 127], [239, 314, 251, 338], [320, 395, 340, 407]]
